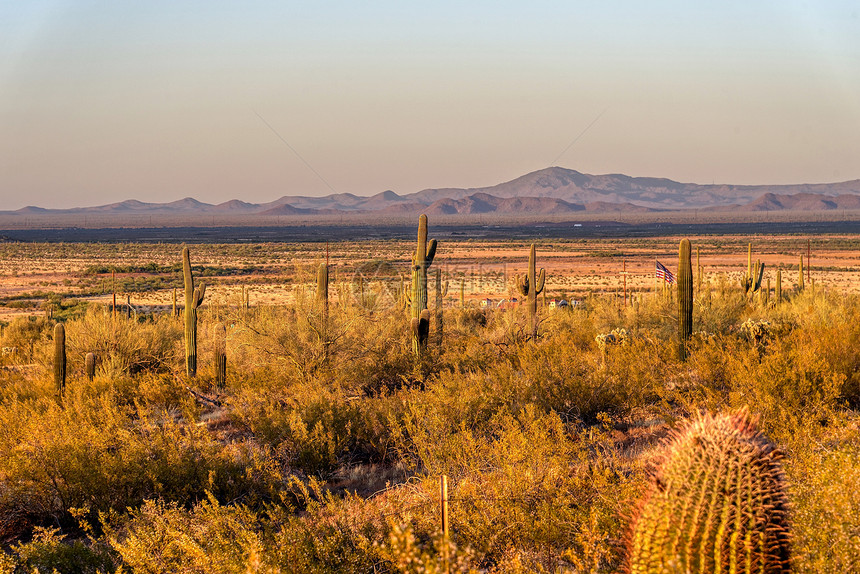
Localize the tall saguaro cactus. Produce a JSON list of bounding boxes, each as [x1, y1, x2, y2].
[[677, 239, 693, 361], [628, 410, 790, 574], [214, 323, 227, 389], [517, 244, 546, 339], [434, 269, 449, 346], [798, 255, 805, 291], [54, 323, 66, 396], [317, 262, 329, 308], [776, 269, 782, 304], [411, 214, 437, 356], [317, 262, 330, 360], [182, 247, 206, 378]]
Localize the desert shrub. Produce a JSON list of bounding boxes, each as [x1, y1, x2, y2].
[[4, 526, 115, 574], [0, 382, 278, 538], [228, 378, 357, 477], [678, 327, 844, 442], [391, 405, 640, 571], [789, 420, 860, 573], [1, 316, 54, 363], [270, 486, 389, 573], [63, 306, 182, 376], [103, 496, 265, 574]]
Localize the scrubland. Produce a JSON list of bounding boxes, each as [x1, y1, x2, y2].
[[0, 237, 858, 573]]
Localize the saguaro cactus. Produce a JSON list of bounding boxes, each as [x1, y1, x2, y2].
[[411, 214, 437, 355], [182, 247, 206, 378], [434, 269, 449, 346], [410, 309, 431, 359], [214, 323, 227, 389], [460, 280, 465, 309], [677, 239, 693, 361], [798, 255, 805, 291], [317, 262, 330, 360], [517, 244, 546, 338], [54, 323, 66, 396], [317, 263, 329, 312], [628, 410, 790, 574], [776, 269, 782, 304], [85, 352, 96, 381], [752, 260, 764, 293]]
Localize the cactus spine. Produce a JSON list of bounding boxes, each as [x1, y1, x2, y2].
[[677, 239, 693, 361], [54, 323, 66, 396], [214, 323, 227, 389], [411, 214, 437, 356], [628, 410, 790, 574], [85, 351, 96, 381], [182, 247, 206, 378], [517, 244, 546, 338]]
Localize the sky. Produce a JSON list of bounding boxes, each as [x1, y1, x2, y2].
[[1, 1, 859, 210]]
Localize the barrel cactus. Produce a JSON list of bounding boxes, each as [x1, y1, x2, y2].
[[627, 410, 790, 574]]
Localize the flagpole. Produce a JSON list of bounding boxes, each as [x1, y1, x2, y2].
[[654, 257, 658, 297]]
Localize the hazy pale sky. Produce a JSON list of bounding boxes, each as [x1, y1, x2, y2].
[[1, 1, 859, 209]]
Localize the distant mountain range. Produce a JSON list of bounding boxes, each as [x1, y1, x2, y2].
[[5, 167, 860, 217]]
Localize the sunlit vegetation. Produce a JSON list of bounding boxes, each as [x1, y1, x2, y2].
[[0, 236, 858, 572]]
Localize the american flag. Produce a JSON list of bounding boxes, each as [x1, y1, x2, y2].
[[656, 260, 675, 284]]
